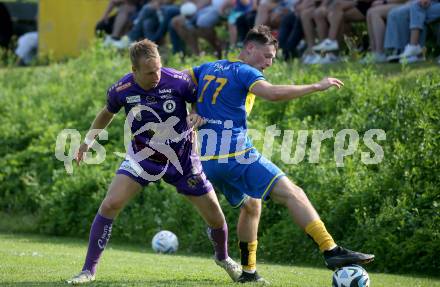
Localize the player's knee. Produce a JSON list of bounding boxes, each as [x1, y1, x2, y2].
[[242, 198, 261, 218], [101, 197, 125, 214]]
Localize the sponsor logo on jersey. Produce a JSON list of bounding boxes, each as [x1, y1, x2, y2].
[[159, 88, 172, 94], [160, 94, 173, 99], [159, 89, 173, 99], [116, 82, 132, 92], [146, 95, 157, 104], [126, 95, 141, 104], [163, 100, 176, 113]]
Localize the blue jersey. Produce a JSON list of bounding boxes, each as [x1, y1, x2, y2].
[[190, 60, 265, 158]]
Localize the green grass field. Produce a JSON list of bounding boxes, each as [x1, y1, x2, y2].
[[1, 232, 439, 287]]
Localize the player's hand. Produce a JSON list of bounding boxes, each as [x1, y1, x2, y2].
[[75, 143, 90, 165], [315, 77, 344, 91], [187, 113, 207, 129]]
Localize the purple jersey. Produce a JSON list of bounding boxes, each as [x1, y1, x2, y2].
[[109, 67, 213, 196], [107, 67, 196, 158]]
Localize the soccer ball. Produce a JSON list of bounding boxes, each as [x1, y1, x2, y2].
[[151, 230, 179, 254], [332, 265, 370, 287], [180, 2, 197, 17]]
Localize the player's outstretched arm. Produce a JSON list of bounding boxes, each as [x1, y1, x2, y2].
[[75, 106, 115, 165], [251, 77, 344, 102]]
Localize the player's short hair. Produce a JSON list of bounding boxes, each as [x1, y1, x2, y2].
[[243, 25, 278, 50], [129, 39, 160, 67]]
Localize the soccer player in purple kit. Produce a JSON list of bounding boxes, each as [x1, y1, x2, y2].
[[66, 39, 241, 284]]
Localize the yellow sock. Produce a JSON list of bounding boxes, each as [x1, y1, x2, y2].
[[239, 240, 257, 272], [305, 219, 337, 252]]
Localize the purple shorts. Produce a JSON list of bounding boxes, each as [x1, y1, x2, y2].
[[116, 140, 213, 196]]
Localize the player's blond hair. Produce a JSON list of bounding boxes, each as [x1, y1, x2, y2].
[[129, 39, 160, 67]]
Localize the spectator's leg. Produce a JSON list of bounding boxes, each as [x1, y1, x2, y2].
[[111, 2, 137, 39], [425, 2, 440, 26], [408, 1, 428, 45], [313, 6, 329, 41], [228, 11, 244, 47], [255, 0, 277, 26], [150, 5, 180, 43], [409, 1, 440, 45], [169, 23, 185, 54], [384, 4, 410, 52], [196, 6, 222, 58], [278, 12, 295, 51], [229, 23, 239, 48], [300, 6, 317, 53], [96, 15, 116, 36], [367, 4, 400, 53], [327, 0, 358, 40], [128, 5, 156, 41], [424, 3, 440, 49], [172, 15, 199, 55], [284, 14, 304, 59], [236, 11, 256, 43]]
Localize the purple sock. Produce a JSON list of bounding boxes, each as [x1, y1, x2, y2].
[[82, 213, 113, 275], [208, 223, 229, 261]]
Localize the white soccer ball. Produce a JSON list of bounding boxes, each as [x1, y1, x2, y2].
[[151, 230, 179, 254], [180, 2, 197, 17], [332, 265, 370, 287]]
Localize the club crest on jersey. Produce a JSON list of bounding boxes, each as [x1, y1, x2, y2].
[[163, 100, 176, 113], [126, 95, 141, 104]]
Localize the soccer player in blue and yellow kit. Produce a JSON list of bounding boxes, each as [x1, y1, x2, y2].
[[189, 25, 375, 283], [67, 39, 241, 284]]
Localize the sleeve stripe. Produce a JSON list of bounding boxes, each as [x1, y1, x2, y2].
[[249, 79, 265, 92], [189, 68, 198, 86]]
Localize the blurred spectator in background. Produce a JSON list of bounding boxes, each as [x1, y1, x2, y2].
[[299, 0, 328, 63], [221, 0, 255, 49], [0, 3, 13, 48], [108, 0, 181, 51], [255, 0, 293, 29], [171, 0, 224, 58], [385, 0, 440, 63], [96, 0, 145, 44], [277, 0, 305, 60], [360, 0, 407, 63], [15, 31, 38, 66], [235, 2, 258, 45], [312, 0, 373, 63], [128, 0, 180, 45]]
